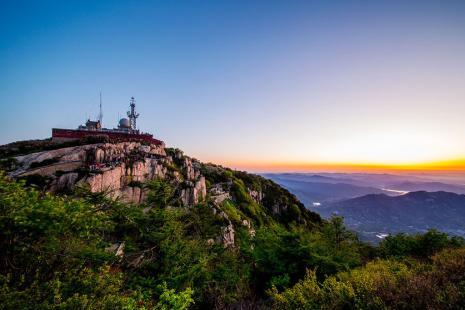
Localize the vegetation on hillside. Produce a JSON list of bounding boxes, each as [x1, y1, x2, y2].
[[200, 163, 322, 227], [270, 246, 465, 310], [0, 137, 110, 159], [0, 167, 464, 309]]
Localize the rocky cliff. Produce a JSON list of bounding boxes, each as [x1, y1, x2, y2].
[[3, 139, 321, 248], [8, 141, 206, 206]]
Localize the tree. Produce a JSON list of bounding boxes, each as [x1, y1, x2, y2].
[[145, 179, 175, 207], [323, 216, 356, 250]]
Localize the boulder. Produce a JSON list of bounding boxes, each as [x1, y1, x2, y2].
[[57, 172, 79, 191], [221, 224, 235, 248], [180, 176, 207, 206]]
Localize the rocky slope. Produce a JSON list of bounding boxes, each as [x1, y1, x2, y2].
[[2, 139, 321, 248], [7, 141, 207, 206]]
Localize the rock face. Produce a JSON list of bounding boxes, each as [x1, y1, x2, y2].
[[221, 224, 235, 248], [9, 142, 206, 206], [6, 141, 252, 249], [248, 189, 263, 203], [209, 184, 231, 205], [5, 139, 322, 252], [180, 176, 207, 206]]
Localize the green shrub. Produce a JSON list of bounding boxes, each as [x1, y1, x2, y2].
[[380, 229, 465, 259], [145, 179, 175, 207], [271, 247, 465, 310], [220, 200, 242, 224]]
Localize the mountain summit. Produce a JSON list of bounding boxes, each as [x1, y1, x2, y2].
[[2, 138, 465, 309], [2, 138, 321, 247]]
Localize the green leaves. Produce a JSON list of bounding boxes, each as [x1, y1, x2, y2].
[[0, 172, 194, 310], [271, 248, 465, 310], [2, 170, 465, 309], [0, 172, 111, 277], [380, 229, 465, 259], [154, 283, 194, 310], [145, 179, 176, 208]]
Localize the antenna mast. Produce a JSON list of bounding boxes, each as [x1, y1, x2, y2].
[[98, 91, 103, 126], [127, 97, 139, 131]]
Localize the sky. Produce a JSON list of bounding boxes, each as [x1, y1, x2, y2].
[[1, 0, 465, 172]]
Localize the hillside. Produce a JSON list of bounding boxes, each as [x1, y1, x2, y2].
[[2, 139, 322, 246], [318, 191, 465, 241], [0, 138, 330, 309], [1, 139, 465, 310]]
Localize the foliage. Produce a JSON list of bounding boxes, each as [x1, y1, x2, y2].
[[0, 157, 18, 171], [145, 179, 176, 207], [0, 139, 77, 158], [155, 283, 194, 310], [200, 162, 322, 228], [251, 217, 363, 290], [0, 267, 193, 310], [0, 172, 193, 310], [1, 170, 465, 309], [220, 200, 243, 224], [0, 137, 109, 158], [379, 229, 465, 259], [271, 247, 465, 310], [114, 202, 251, 308]]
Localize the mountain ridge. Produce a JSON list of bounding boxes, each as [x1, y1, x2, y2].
[[2, 139, 465, 309], [1, 138, 322, 248], [318, 190, 465, 241]]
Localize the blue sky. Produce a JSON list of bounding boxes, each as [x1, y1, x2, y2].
[[1, 1, 465, 171]]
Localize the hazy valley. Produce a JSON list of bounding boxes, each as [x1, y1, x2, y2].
[[264, 172, 465, 242]]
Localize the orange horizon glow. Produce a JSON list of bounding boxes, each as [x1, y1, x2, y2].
[[217, 158, 465, 173]]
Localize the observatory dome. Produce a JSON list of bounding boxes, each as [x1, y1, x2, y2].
[[119, 118, 130, 128]]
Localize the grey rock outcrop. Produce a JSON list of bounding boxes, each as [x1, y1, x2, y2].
[[221, 224, 235, 248], [180, 176, 207, 206], [210, 184, 231, 205], [9, 141, 205, 206], [106, 242, 125, 259], [248, 188, 263, 203], [242, 219, 256, 237], [57, 172, 79, 191]]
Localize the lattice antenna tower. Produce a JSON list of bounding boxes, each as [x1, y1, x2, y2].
[[98, 92, 103, 126], [127, 97, 139, 131]]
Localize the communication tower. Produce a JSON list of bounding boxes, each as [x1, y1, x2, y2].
[[127, 97, 139, 131]]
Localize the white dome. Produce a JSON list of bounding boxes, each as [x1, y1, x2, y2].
[[119, 118, 130, 128]]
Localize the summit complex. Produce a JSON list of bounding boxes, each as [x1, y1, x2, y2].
[[52, 97, 163, 146]]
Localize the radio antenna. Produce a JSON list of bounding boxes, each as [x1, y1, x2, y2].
[[98, 91, 103, 126]]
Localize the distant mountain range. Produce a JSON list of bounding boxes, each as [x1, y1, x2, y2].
[[263, 173, 465, 204], [385, 181, 465, 194], [263, 173, 465, 242], [262, 177, 390, 205], [318, 191, 465, 241]]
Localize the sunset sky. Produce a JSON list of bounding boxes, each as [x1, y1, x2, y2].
[[1, 0, 465, 172]]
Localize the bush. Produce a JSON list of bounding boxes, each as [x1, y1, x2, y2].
[[380, 230, 465, 259], [145, 179, 175, 207], [220, 200, 242, 224], [271, 247, 465, 310], [0, 157, 18, 171]]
